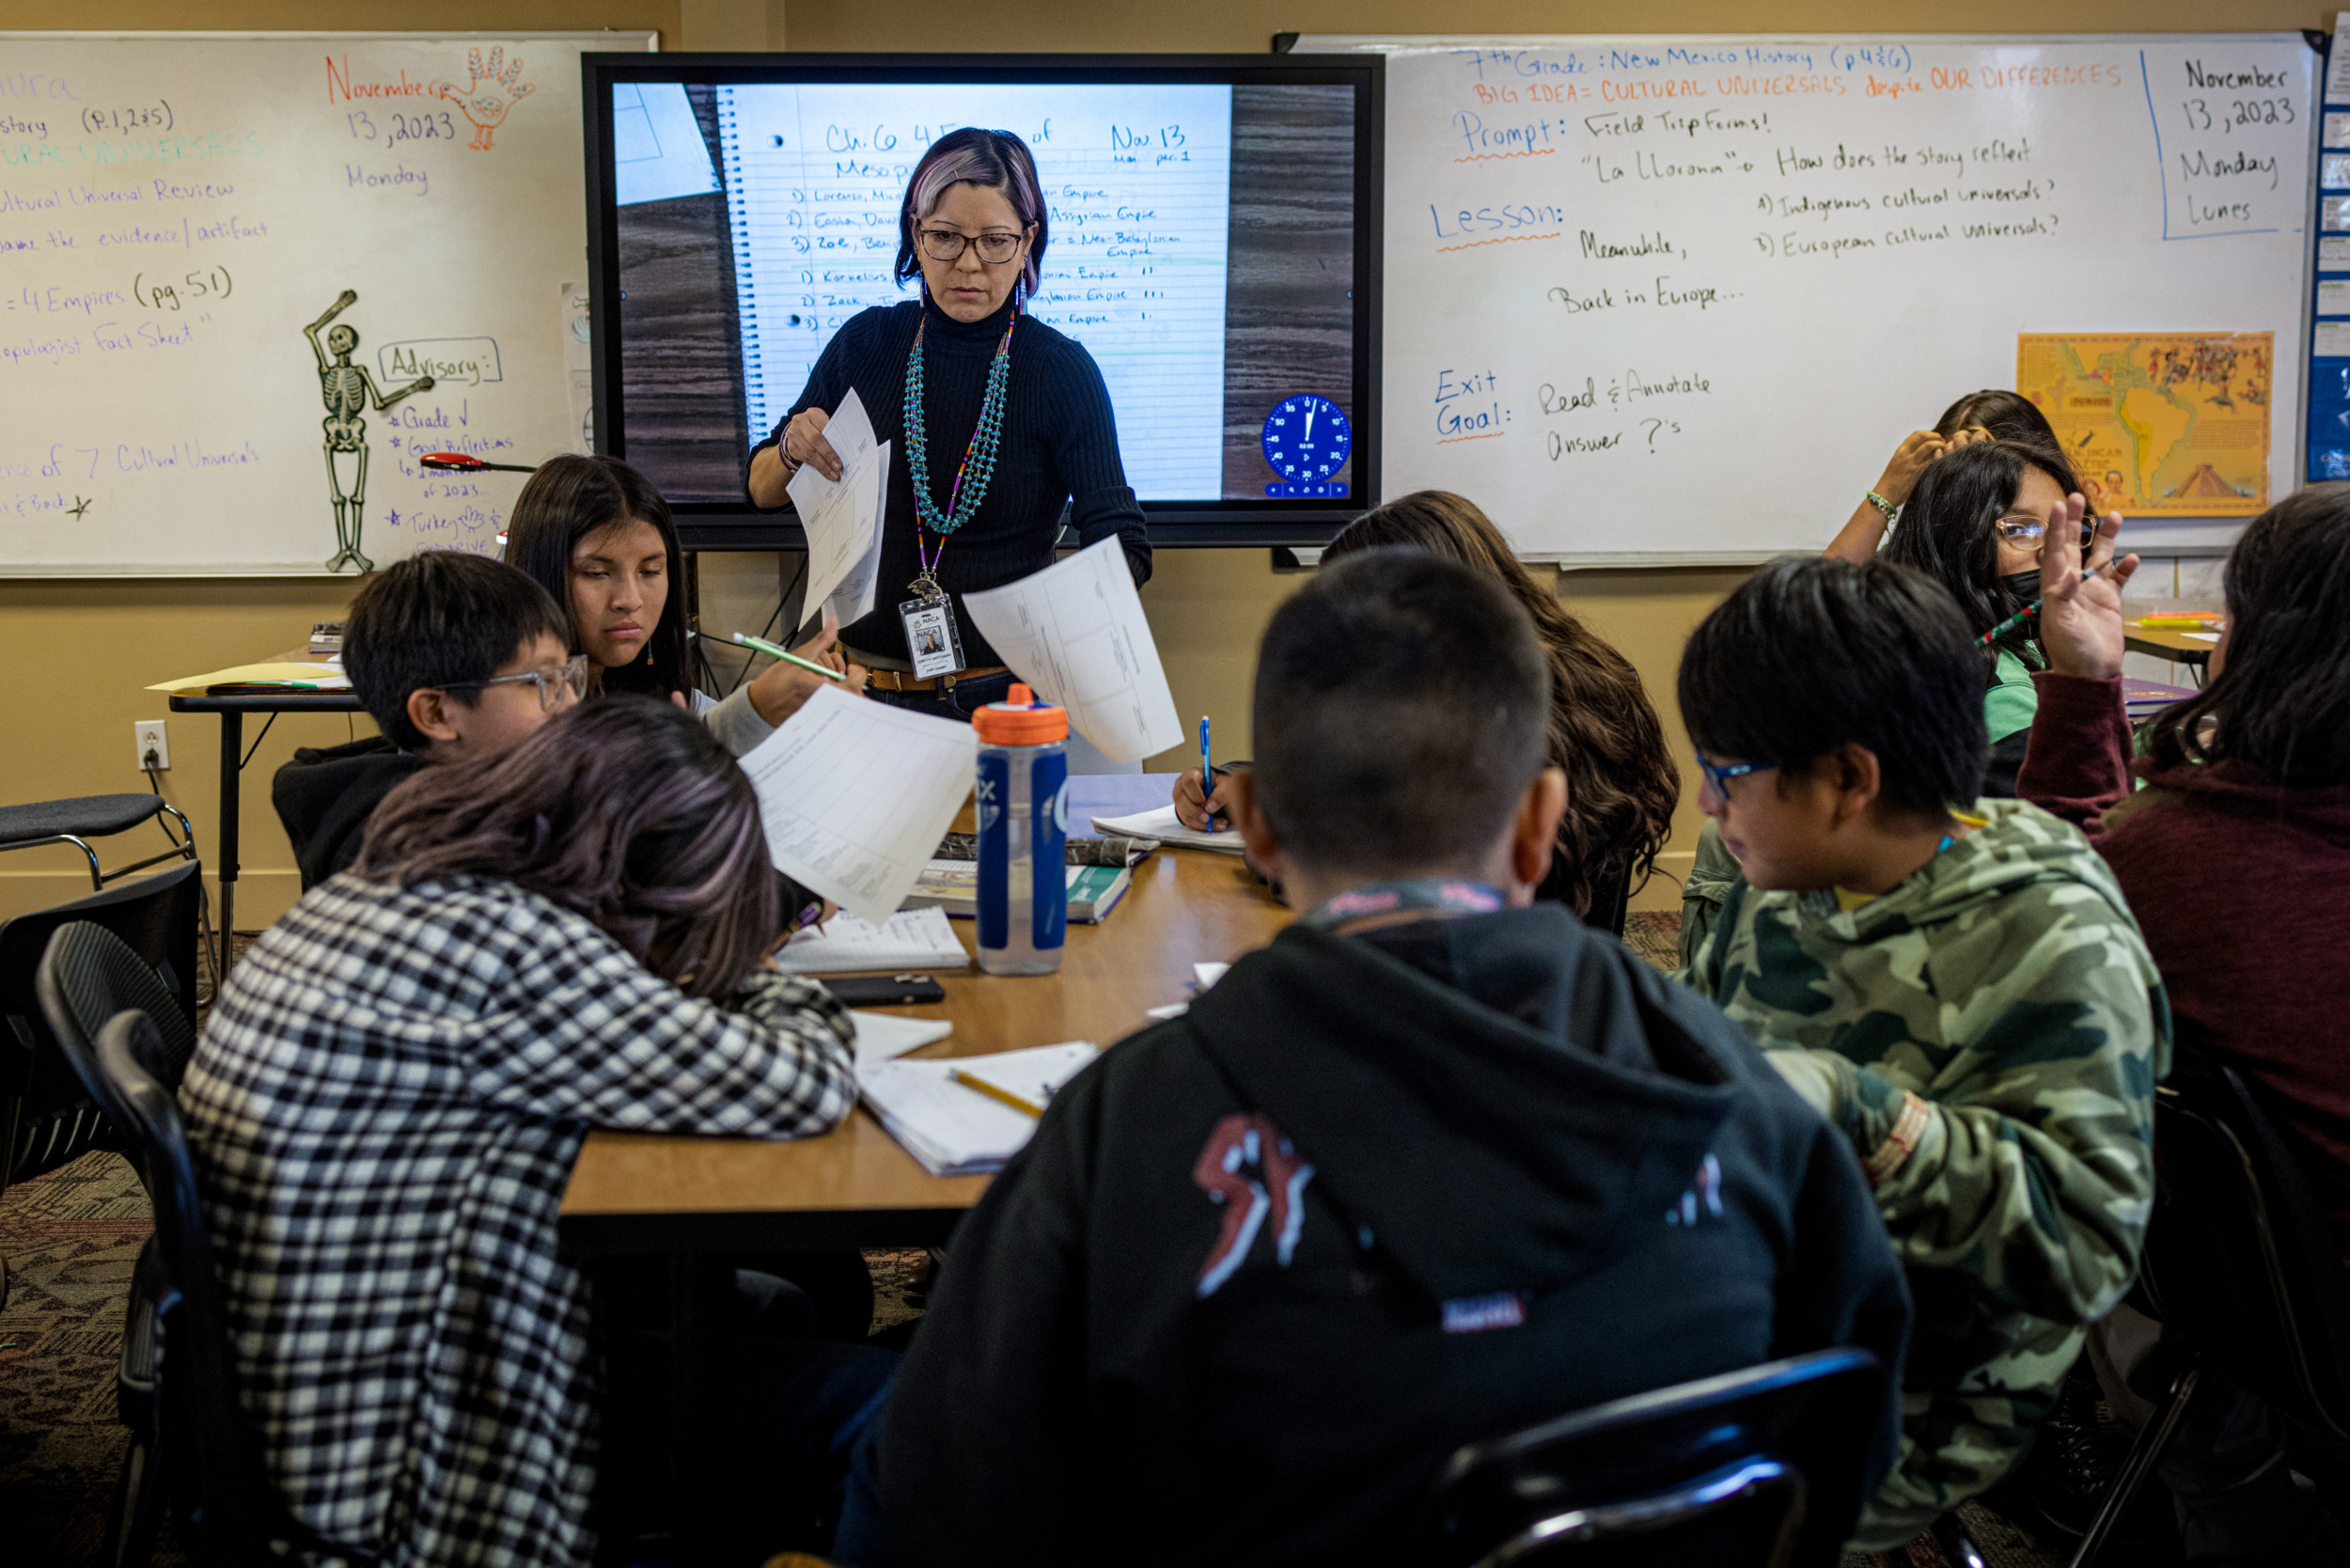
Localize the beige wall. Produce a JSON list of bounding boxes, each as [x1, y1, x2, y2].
[[0, 0, 2309, 924]]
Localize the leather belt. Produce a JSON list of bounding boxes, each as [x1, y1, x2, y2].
[[865, 664, 1010, 694]]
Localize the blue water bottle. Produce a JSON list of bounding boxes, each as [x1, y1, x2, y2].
[[973, 682, 1068, 976]]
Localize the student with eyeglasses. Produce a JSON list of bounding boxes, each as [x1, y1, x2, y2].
[[274, 550, 587, 889], [1873, 439, 2107, 798], [743, 127, 1150, 722]]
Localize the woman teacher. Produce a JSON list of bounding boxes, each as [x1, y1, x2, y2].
[[745, 127, 1151, 719]]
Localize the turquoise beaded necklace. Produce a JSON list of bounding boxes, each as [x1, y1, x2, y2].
[[902, 296, 1018, 596]]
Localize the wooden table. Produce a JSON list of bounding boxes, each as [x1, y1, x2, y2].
[[559, 839, 1289, 1254], [559, 830, 1285, 1560], [2122, 619, 2222, 669]]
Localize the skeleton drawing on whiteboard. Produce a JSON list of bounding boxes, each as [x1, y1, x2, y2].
[[305, 290, 434, 574]]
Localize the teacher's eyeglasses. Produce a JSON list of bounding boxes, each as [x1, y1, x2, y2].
[[917, 227, 1027, 265], [439, 654, 590, 713]]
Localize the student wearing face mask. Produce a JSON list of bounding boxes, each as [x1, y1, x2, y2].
[[1877, 439, 2100, 798], [505, 453, 865, 756]]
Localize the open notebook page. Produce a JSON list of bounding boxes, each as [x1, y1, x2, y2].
[[775, 907, 970, 973], [742, 686, 977, 925], [1089, 803, 1245, 854]]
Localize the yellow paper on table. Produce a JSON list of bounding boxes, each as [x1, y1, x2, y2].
[[147, 663, 350, 693], [2015, 334, 2272, 517]]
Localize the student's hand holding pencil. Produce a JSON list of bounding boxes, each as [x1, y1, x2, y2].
[[2035, 494, 2138, 682], [745, 614, 870, 726]]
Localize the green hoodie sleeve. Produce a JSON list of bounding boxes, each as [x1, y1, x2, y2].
[[1752, 882, 2168, 1326]]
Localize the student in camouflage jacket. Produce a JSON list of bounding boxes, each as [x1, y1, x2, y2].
[[1671, 554, 2169, 1551]]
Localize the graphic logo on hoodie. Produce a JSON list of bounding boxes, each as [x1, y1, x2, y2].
[[1192, 1113, 1315, 1297]]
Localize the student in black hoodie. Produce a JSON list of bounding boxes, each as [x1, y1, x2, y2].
[[273, 552, 580, 888], [852, 548, 1912, 1568]]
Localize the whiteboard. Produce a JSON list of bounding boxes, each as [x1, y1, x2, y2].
[[1300, 34, 2319, 563], [0, 31, 653, 577]]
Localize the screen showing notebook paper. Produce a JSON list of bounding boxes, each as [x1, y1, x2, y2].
[[587, 55, 1379, 540]]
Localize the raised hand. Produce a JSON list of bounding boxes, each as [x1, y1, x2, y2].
[[2037, 494, 2138, 682]]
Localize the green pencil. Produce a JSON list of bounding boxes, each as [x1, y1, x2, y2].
[[733, 632, 847, 681]]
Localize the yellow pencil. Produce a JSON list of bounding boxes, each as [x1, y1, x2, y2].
[[949, 1068, 1044, 1118]]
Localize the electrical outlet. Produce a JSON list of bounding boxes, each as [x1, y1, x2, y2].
[[135, 720, 170, 772]]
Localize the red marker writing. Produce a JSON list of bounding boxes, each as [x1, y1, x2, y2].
[[417, 452, 539, 474]]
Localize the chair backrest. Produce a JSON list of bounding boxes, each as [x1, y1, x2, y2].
[[38, 915, 205, 1116], [0, 862, 199, 1181], [2139, 1039, 2350, 1442], [1419, 1348, 1885, 1568], [93, 1008, 267, 1559]]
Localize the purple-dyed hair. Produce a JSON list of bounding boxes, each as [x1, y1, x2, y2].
[[354, 696, 782, 997], [894, 127, 1047, 299]]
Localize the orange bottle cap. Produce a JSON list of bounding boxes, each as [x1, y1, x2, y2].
[[972, 682, 1068, 744]]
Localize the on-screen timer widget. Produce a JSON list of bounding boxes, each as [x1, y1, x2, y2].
[[1261, 394, 1351, 498]]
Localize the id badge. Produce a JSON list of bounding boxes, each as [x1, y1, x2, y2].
[[899, 595, 964, 682]]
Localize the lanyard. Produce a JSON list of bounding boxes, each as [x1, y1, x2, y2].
[[1299, 878, 1506, 933]]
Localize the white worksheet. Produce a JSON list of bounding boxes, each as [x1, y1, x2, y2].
[[962, 537, 1183, 761], [785, 388, 888, 628], [850, 1010, 954, 1065], [744, 687, 978, 925]]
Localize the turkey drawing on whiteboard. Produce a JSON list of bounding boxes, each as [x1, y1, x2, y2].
[[305, 291, 436, 574], [433, 48, 536, 151]]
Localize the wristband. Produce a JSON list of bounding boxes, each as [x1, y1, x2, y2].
[[1864, 491, 1900, 519], [1862, 1091, 1933, 1185]]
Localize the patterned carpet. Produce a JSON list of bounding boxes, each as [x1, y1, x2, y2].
[[1, 912, 2086, 1568]]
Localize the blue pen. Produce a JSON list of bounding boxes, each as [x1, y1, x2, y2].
[[1198, 715, 1218, 827]]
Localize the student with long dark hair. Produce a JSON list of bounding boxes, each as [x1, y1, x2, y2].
[[2019, 490, 2350, 1561], [1174, 491, 1677, 932], [506, 453, 863, 754], [1825, 388, 2064, 564], [183, 698, 891, 1568], [1878, 438, 2096, 796]]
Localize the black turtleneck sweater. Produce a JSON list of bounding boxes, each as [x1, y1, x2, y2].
[[746, 295, 1152, 668]]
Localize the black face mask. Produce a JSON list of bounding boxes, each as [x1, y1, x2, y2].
[[1999, 569, 2043, 603]]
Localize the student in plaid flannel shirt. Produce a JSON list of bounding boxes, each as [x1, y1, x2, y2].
[[182, 697, 891, 1567]]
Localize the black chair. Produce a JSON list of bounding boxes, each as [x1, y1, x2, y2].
[[75, 1009, 358, 1567], [2070, 1042, 2350, 1567], [1419, 1348, 1886, 1567], [0, 792, 197, 892], [11, 893, 202, 1566], [0, 862, 199, 1190]]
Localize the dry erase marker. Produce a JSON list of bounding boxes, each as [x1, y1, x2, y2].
[[734, 632, 847, 682], [1978, 559, 2113, 646]]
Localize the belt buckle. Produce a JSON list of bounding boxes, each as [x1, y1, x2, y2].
[[941, 671, 959, 691]]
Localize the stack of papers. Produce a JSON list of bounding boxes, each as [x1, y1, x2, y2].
[[147, 662, 351, 693], [775, 907, 970, 973], [1090, 803, 1246, 855], [786, 387, 890, 628], [858, 1043, 1099, 1176]]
